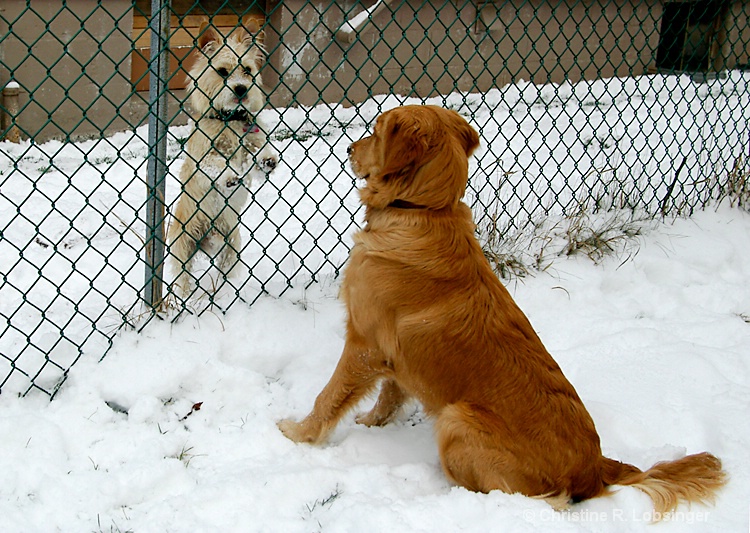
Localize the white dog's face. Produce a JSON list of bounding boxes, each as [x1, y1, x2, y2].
[[188, 25, 265, 119]]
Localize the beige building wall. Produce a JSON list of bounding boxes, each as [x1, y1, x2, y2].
[[0, 0, 134, 141], [263, 0, 666, 108]]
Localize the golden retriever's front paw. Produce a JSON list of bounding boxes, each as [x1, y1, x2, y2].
[[277, 418, 318, 443], [355, 410, 387, 427]]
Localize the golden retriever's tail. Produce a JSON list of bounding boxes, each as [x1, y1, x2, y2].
[[601, 452, 727, 514]]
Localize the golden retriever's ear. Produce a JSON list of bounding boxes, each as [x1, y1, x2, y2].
[[359, 110, 431, 209], [379, 112, 428, 182], [400, 107, 476, 209], [360, 106, 476, 211], [443, 109, 479, 156], [457, 118, 480, 156]]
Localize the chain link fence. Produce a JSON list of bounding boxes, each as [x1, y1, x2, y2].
[[1, 0, 748, 397]]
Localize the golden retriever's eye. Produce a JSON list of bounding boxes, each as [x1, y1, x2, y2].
[[217, 67, 229, 78]]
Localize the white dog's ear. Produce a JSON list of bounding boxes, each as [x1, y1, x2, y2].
[[236, 16, 265, 71], [240, 15, 266, 51], [242, 15, 261, 35], [197, 21, 222, 53]]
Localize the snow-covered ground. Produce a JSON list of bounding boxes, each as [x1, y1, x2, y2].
[[0, 72, 749, 531]]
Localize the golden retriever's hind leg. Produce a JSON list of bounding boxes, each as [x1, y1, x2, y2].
[[356, 378, 408, 427], [436, 403, 529, 495], [279, 333, 381, 444]]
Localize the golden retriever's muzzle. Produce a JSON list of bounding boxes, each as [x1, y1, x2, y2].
[[347, 143, 368, 180]]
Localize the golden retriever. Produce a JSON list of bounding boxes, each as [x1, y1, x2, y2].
[[278, 105, 726, 513]]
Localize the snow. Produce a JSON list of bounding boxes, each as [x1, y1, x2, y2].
[[338, 0, 389, 40], [1, 72, 749, 532]]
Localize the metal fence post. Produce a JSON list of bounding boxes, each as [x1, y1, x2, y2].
[[143, 0, 171, 310]]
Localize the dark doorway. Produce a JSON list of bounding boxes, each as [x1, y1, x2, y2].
[[656, 1, 723, 71]]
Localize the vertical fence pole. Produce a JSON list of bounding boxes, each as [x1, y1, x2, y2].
[[143, 0, 171, 310]]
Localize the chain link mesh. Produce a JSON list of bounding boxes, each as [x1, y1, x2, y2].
[[1, 0, 748, 397]]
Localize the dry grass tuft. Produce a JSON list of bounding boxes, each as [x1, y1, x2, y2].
[[479, 204, 650, 280], [562, 205, 647, 263], [717, 154, 750, 210]]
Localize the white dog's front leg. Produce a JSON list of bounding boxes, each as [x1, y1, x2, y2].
[[255, 145, 279, 174]]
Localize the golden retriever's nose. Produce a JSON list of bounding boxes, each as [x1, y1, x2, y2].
[[347, 145, 353, 155]]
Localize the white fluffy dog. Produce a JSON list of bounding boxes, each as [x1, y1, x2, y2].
[[167, 20, 277, 297]]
